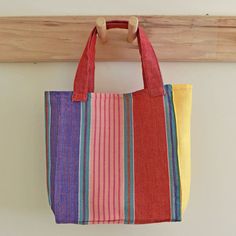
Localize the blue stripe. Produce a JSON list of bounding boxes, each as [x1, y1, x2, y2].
[[164, 87, 175, 219]]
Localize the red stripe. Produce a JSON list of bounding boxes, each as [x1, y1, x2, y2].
[[133, 91, 171, 223]]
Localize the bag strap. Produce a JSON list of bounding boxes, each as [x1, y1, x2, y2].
[[72, 20, 164, 102]]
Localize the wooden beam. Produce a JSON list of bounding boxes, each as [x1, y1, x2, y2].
[[0, 15, 236, 62]]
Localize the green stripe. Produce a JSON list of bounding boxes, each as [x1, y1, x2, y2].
[[123, 95, 129, 223], [84, 98, 91, 223], [123, 94, 135, 224]]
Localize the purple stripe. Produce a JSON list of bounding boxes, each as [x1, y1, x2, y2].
[[45, 92, 51, 205], [50, 92, 80, 223], [113, 97, 116, 220], [48, 93, 59, 213], [83, 102, 88, 223]]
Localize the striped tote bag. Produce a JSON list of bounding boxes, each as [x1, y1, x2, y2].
[[45, 21, 192, 224]]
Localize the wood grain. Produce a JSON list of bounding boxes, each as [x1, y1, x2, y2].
[[0, 15, 236, 62]]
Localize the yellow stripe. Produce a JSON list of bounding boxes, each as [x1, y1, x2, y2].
[[172, 84, 192, 215]]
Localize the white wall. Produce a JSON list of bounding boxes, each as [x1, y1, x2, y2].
[[0, 1, 236, 236]]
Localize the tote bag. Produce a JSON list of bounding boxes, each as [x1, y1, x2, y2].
[[45, 20, 192, 224]]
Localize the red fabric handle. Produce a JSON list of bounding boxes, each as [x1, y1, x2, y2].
[[72, 20, 164, 102]]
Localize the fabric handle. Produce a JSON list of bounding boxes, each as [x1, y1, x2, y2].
[[72, 20, 165, 102]]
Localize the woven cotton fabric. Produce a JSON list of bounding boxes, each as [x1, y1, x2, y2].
[[44, 85, 189, 224]]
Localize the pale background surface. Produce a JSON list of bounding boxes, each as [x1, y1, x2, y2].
[[0, 1, 236, 236]]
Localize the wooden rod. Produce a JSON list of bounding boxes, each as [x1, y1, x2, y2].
[[96, 17, 107, 43], [127, 16, 138, 43], [1, 15, 236, 62]]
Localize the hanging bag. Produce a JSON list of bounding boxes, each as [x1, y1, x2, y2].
[[45, 20, 192, 224]]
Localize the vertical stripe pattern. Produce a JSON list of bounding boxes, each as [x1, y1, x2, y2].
[[164, 85, 181, 221], [45, 86, 181, 224]]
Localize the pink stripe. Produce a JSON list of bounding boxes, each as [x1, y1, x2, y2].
[[93, 94, 100, 222], [94, 94, 99, 222], [88, 94, 125, 223], [97, 94, 102, 222], [119, 97, 125, 223], [117, 96, 121, 222], [104, 96, 110, 221], [89, 95, 95, 223], [99, 95, 105, 221], [102, 96, 106, 221], [113, 95, 116, 221], [109, 95, 115, 222], [107, 94, 111, 222], [115, 95, 121, 222]]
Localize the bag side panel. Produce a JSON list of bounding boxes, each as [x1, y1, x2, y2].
[[163, 85, 182, 221], [172, 84, 192, 214]]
